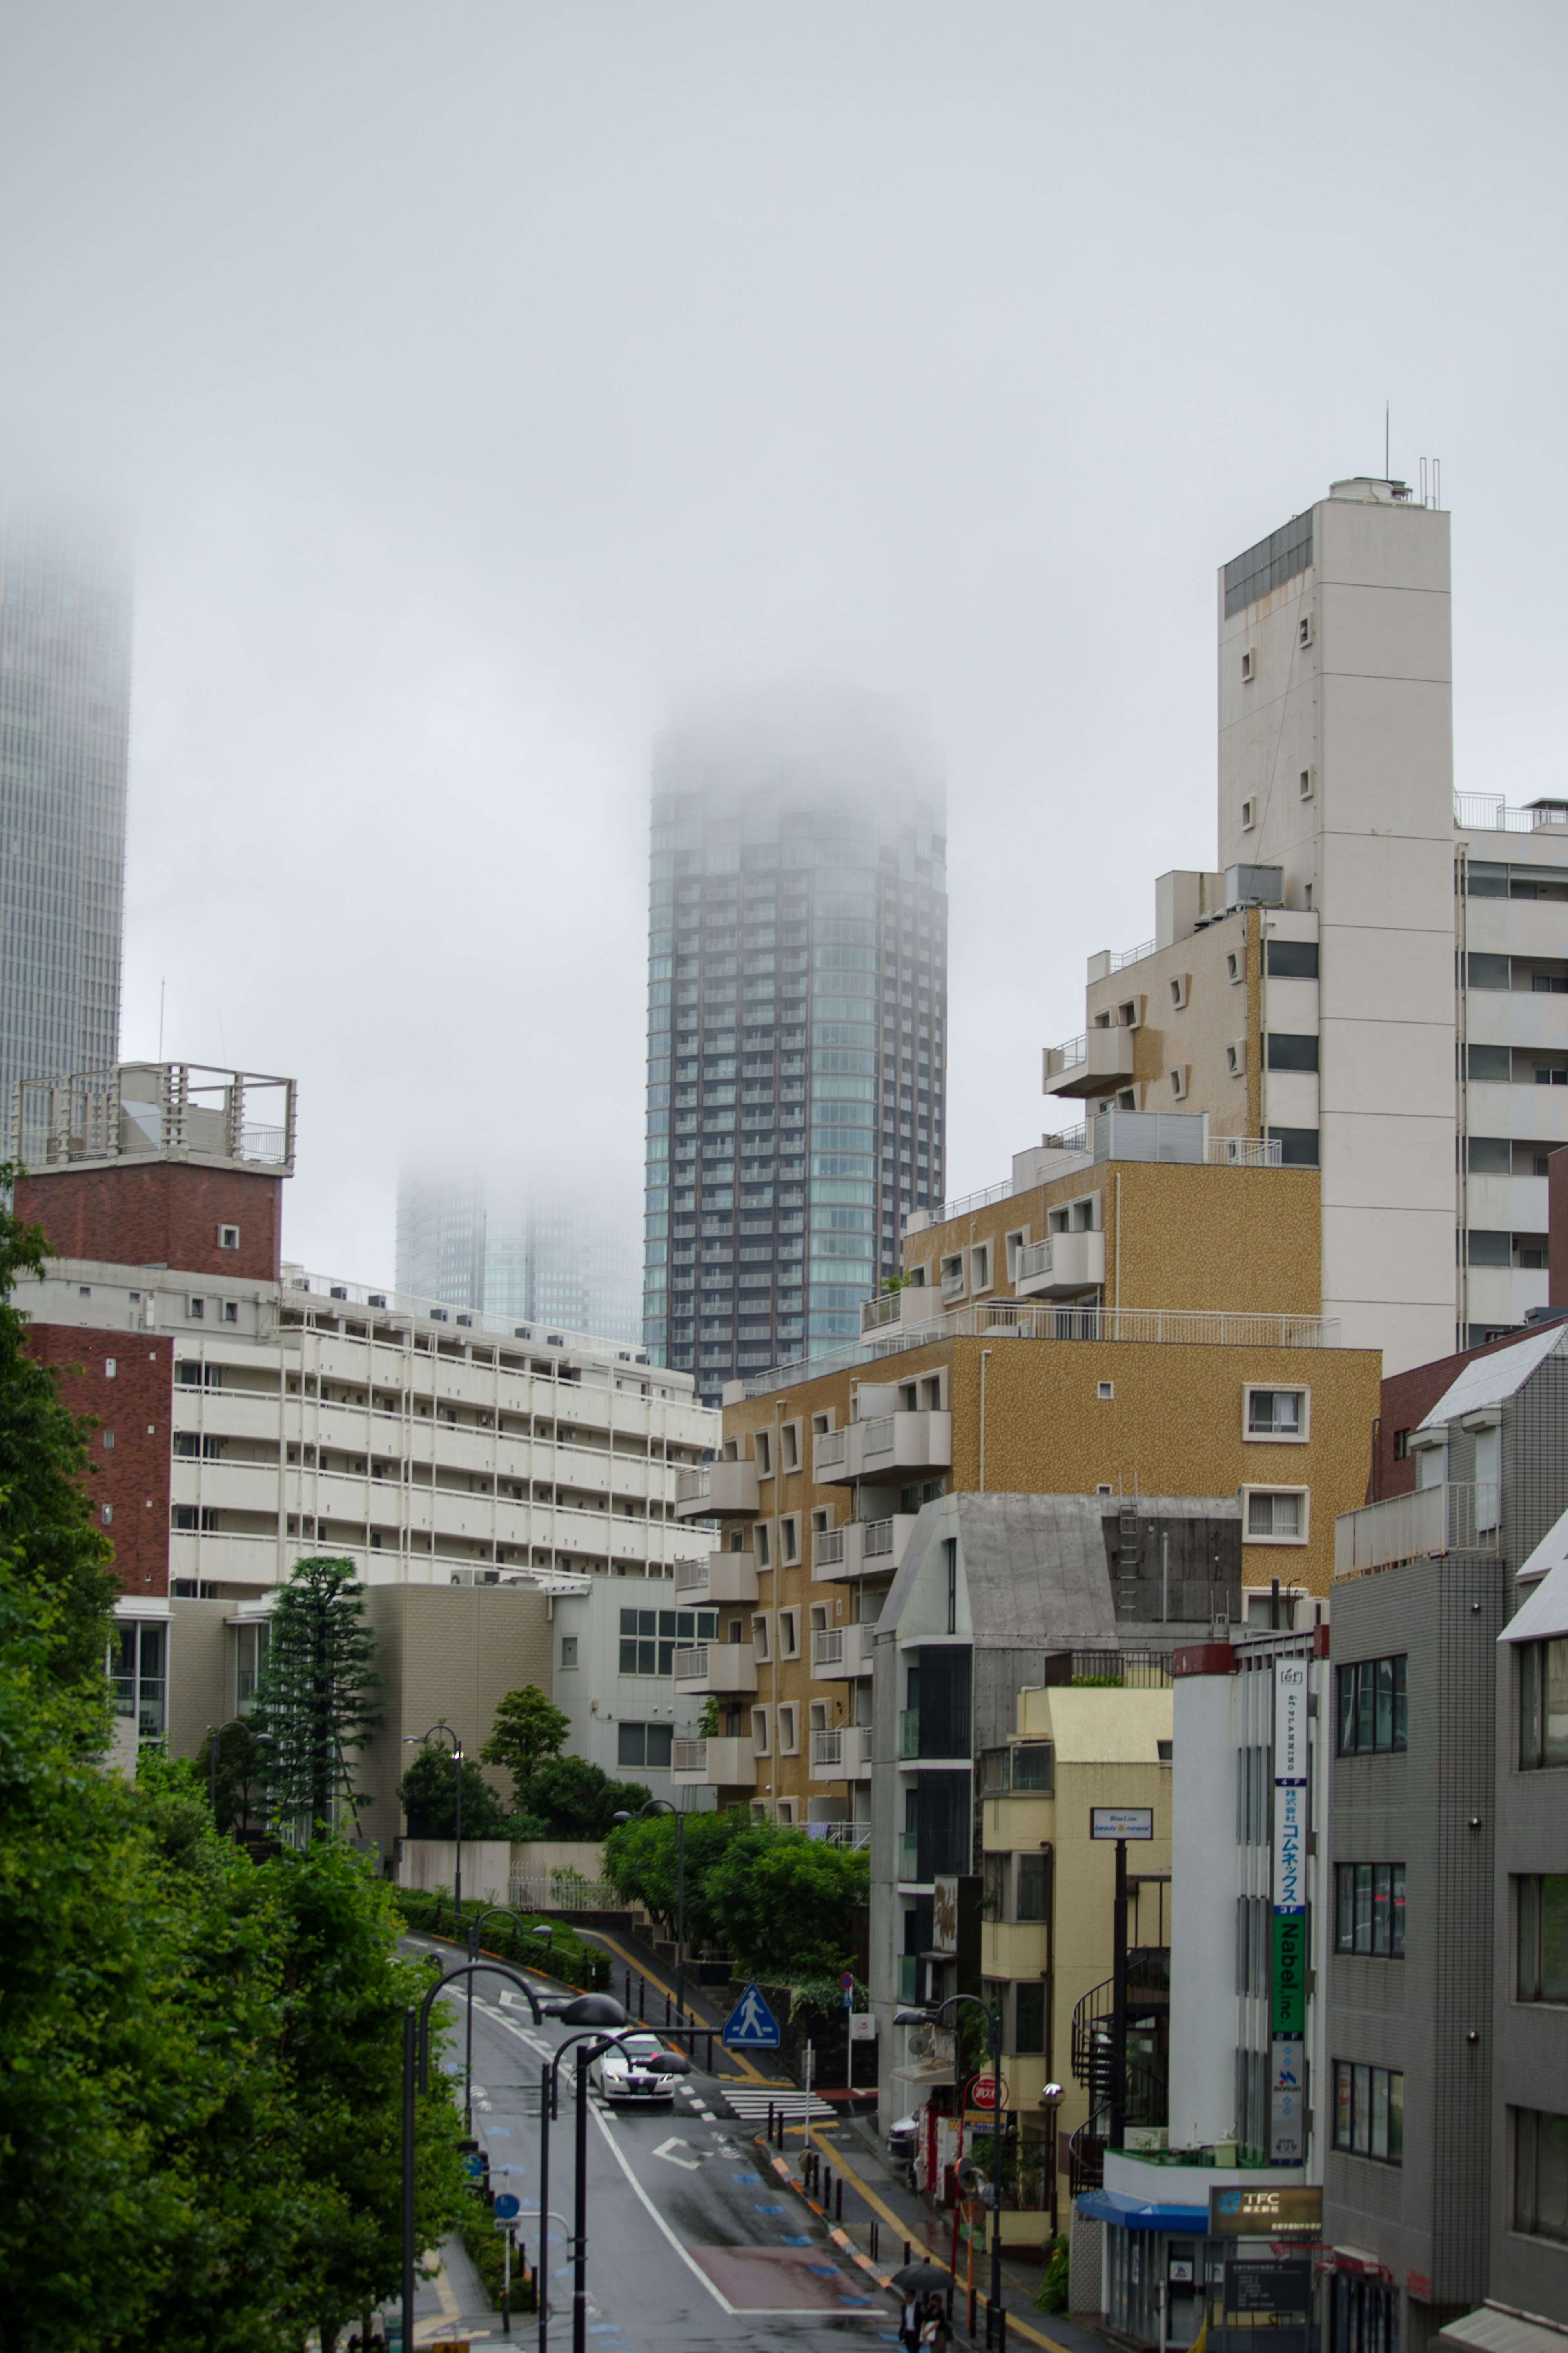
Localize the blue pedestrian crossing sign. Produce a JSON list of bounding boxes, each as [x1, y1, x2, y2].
[[723, 1982, 782, 2050]]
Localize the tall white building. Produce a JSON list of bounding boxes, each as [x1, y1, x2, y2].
[[1044, 473, 1563, 1369], [396, 1172, 641, 1347]]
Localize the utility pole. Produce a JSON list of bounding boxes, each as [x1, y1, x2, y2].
[[1109, 1836, 1128, 2158]]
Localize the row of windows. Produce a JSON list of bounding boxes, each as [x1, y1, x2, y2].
[[617, 1606, 719, 1676], [1337, 1657, 1407, 1755]]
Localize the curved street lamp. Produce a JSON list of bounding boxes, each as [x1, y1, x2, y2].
[[543, 2010, 685, 2353], [611, 1795, 687, 2021], [896, 1992, 1007, 2346], [403, 1718, 466, 1911]]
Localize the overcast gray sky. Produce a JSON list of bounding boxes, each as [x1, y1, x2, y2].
[[3, 2, 1564, 1281]]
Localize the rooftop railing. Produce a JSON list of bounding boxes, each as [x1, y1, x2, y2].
[[742, 1299, 1340, 1398], [1455, 793, 1568, 836], [1335, 1481, 1501, 1577], [1109, 938, 1157, 974]]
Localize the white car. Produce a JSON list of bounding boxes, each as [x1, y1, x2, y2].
[[594, 2033, 684, 2105]]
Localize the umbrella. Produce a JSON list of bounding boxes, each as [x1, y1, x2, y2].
[[890, 2262, 951, 2295]]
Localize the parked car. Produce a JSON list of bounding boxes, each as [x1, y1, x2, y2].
[[593, 2033, 686, 2104]]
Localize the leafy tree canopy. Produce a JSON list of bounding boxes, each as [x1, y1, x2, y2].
[[479, 1683, 569, 1811], [602, 1811, 868, 1976], [512, 1753, 650, 1841], [0, 1168, 118, 1688], [252, 1556, 381, 1839], [396, 1747, 509, 1840]]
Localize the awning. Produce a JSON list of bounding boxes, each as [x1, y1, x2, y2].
[[1438, 2305, 1568, 2353], [1076, 2187, 1211, 2234]]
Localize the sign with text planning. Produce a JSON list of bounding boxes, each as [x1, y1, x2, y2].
[[1090, 1806, 1154, 1840], [1209, 2183, 1323, 2240]]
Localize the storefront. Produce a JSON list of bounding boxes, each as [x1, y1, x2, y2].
[[1329, 2255, 1400, 2353], [1074, 2188, 1212, 2349]]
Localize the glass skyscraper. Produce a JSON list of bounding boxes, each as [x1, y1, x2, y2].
[[395, 1172, 642, 1345], [0, 493, 131, 1137], [642, 674, 947, 1404]]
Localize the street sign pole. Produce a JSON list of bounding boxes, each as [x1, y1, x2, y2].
[[1110, 1836, 1128, 2159]]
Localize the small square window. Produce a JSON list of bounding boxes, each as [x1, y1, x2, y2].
[[1240, 795, 1256, 827], [560, 1635, 579, 1669], [223, 1300, 238, 1325], [101, 1504, 113, 1526], [1169, 974, 1189, 1010], [1243, 1485, 1309, 1543], [188, 1298, 205, 1320], [102, 1430, 114, 1449], [1298, 613, 1315, 648], [218, 1225, 240, 1250], [1300, 765, 1316, 799], [1227, 951, 1243, 984], [1241, 650, 1256, 683], [1097, 1381, 1114, 1401], [104, 1358, 117, 1379], [1169, 1066, 1188, 1101]]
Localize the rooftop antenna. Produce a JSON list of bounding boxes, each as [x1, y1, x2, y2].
[[1385, 401, 1390, 481], [157, 977, 165, 1062]]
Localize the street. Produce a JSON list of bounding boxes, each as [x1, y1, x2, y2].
[[405, 1943, 902, 2353]]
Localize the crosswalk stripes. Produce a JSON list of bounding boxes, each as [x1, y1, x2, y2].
[[714, 2086, 837, 2123]]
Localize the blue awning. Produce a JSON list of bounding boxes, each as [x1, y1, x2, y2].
[[1076, 2187, 1212, 2233]]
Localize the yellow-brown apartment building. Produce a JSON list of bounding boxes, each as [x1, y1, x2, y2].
[[668, 1108, 1380, 1831]]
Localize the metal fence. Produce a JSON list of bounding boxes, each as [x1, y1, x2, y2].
[[1335, 1481, 1501, 1577], [508, 1874, 623, 1914]]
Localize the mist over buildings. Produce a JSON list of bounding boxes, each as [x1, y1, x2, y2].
[[0, 4, 1564, 1289]]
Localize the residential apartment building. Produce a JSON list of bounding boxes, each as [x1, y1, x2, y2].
[[670, 1121, 1380, 1827], [0, 491, 131, 1144], [1040, 474, 1568, 1373], [972, 1652, 1177, 2252], [395, 1171, 641, 1347], [13, 1063, 715, 1715], [1325, 1322, 1568, 2353], [642, 673, 948, 1405]]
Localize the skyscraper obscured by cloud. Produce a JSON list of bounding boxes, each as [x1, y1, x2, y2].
[[642, 674, 947, 1405], [0, 493, 131, 1135], [396, 1171, 640, 1345]]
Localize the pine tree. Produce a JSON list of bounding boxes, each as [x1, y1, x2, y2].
[[252, 1557, 381, 1841]]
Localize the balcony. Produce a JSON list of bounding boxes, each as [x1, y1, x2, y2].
[[809, 1725, 873, 1782], [674, 1459, 760, 1519], [812, 1514, 919, 1583], [1044, 1028, 1136, 1100], [671, 1736, 756, 1790], [813, 1411, 953, 1485], [1336, 1481, 1501, 1578], [860, 1286, 944, 1341], [810, 1624, 876, 1678], [672, 1641, 759, 1697], [898, 1830, 922, 1881], [899, 1708, 920, 1760], [675, 1550, 760, 1605], [1014, 1230, 1105, 1300]]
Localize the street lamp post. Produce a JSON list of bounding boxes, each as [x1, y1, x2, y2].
[[404, 1718, 465, 1912], [896, 1993, 1007, 2349], [410, 1964, 628, 2353], [542, 2017, 689, 2353], [611, 1797, 686, 2022], [464, 1907, 559, 2139]]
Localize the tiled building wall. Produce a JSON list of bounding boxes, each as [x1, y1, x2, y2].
[[1081, 906, 1263, 1134], [25, 1323, 172, 1592], [17, 1160, 285, 1282]]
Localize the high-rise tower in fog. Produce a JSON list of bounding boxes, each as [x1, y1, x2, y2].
[[396, 1172, 641, 1345], [642, 675, 947, 1405], [0, 494, 132, 1137]]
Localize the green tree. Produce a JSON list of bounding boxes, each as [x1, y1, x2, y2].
[[479, 1682, 570, 1811], [0, 1166, 118, 1688], [704, 1830, 869, 1975], [194, 1715, 271, 1840], [252, 1556, 381, 1840], [513, 1754, 650, 1840], [602, 1806, 754, 1946], [396, 1746, 509, 1839]]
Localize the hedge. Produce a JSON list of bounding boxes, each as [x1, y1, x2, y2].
[[392, 1886, 612, 1991]]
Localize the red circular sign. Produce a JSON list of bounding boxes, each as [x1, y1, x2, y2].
[[969, 2073, 1009, 2111]]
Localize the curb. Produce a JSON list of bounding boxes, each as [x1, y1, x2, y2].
[[755, 2134, 898, 2303]]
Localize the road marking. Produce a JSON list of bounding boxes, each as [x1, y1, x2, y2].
[[651, 2136, 705, 2171]]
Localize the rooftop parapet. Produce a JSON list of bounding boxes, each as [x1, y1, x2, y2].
[[12, 1062, 296, 1176]]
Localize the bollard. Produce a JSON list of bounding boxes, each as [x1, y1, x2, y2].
[[968, 2284, 976, 2338], [870, 2219, 878, 2263], [903, 2239, 911, 2269], [766, 2101, 775, 2144], [835, 2177, 843, 2224], [822, 2163, 831, 2208]]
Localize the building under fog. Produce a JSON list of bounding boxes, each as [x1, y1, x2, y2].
[[641, 673, 948, 1406], [396, 1171, 641, 1346], [0, 492, 132, 1143]]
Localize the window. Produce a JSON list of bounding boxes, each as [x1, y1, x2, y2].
[[1244, 1487, 1308, 1543], [1513, 2108, 1568, 2242], [1267, 1032, 1319, 1071], [1517, 1877, 1568, 2002], [1335, 1863, 1406, 1957], [970, 1242, 992, 1294], [780, 1514, 800, 1565], [1240, 792, 1256, 823], [102, 1429, 114, 1450], [751, 1708, 771, 1754], [1521, 1639, 1568, 1769], [618, 1722, 674, 1770], [108, 1619, 167, 1742], [752, 1615, 770, 1660], [104, 1358, 116, 1379], [1392, 1429, 1410, 1461], [1267, 938, 1319, 980], [781, 1421, 801, 1472], [1016, 1852, 1048, 1921], [1338, 1656, 1408, 1755], [778, 1704, 798, 1755], [945, 1536, 958, 1635], [187, 1297, 205, 1320], [223, 1300, 238, 1325], [559, 1635, 579, 1671], [1169, 973, 1189, 1009], [617, 1606, 717, 1676], [1245, 1386, 1309, 1441], [1333, 2063, 1404, 2164], [1004, 1229, 1029, 1282], [1169, 1066, 1188, 1100], [1227, 950, 1242, 983], [1013, 1982, 1047, 2054], [1226, 1042, 1244, 1075], [101, 1504, 113, 1526], [1268, 1127, 1320, 1166], [780, 1608, 800, 1659], [1097, 1381, 1114, 1401], [218, 1225, 240, 1250], [172, 1505, 217, 1533], [1299, 764, 1316, 797], [755, 1430, 772, 1478], [755, 1522, 771, 1568], [982, 1742, 1054, 1795]]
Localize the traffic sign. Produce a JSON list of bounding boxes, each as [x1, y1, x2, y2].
[[722, 1982, 782, 2050], [969, 2073, 1009, 2112], [842, 1970, 855, 2009], [461, 2153, 486, 2179], [493, 2192, 520, 2221]]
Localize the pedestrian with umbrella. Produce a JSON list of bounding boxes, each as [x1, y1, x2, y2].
[[891, 2259, 951, 2352]]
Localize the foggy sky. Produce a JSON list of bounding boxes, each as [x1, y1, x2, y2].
[[2, 2, 1564, 1282]]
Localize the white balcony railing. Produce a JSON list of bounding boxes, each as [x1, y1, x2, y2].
[[675, 1557, 709, 1593], [809, 1726, 874, 1772], [1456, 793, 1568, 836], [813, 1526, 846, 1570], [1335, 1481, 1501, 1578]]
